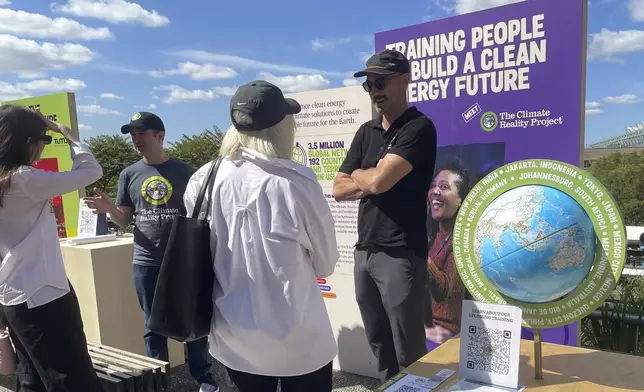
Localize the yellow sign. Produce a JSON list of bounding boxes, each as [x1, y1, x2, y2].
[[2, 92, 82, 238]]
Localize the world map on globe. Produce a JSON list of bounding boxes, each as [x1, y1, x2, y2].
[[474, 185, 597, 304]]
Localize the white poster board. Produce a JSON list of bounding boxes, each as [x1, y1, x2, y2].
[[287, 85, 378, 378]]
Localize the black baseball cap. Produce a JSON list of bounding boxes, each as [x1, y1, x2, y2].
[[121, 112, 165, 134], [353, 49, 410, 77], [230, 80, 301, 132]]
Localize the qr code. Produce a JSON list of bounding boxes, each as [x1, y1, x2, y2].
[[391, 385, 422, 392], [465, 326, 512, 375], [79, 211, 95, 229]]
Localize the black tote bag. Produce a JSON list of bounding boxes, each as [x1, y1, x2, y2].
[[147, 157, 222, 342]]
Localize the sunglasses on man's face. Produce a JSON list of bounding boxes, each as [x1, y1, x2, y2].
[[362, 77, 389, 93]]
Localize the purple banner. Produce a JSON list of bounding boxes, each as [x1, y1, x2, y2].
[[375, 0, 586, 348]]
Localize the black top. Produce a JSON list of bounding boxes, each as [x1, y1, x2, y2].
[[339, 107, 437, 257]]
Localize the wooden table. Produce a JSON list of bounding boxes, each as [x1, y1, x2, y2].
[[387, 338, 644, 391]]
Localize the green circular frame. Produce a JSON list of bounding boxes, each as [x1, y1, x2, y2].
[[480, 111, 499, 132], [140, 175, 174, 206], [453, 159, 626, 329]]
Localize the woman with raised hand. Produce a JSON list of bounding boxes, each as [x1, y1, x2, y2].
[[0, 105, 103, 391]]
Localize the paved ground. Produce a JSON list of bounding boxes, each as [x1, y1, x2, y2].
[[0, 360, 380, 391]]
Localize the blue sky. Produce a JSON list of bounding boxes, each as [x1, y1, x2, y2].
[[0, 0, 642, 146]]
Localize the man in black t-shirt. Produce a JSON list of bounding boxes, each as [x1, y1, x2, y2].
[[333, 50, 437, 382]]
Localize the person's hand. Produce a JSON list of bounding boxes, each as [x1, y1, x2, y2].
[[83, 188, 116, 214], [33, 108, 74, 140]]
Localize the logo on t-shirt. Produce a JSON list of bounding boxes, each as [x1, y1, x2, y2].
[[141, 176, 173, 206]]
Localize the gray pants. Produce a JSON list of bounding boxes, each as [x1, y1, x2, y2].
[[354, 247, 428, 382]]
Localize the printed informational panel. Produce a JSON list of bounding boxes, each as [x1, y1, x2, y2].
[[288, 86, 378, 377], [2, 92, 82, 238], [289, 86, 376, 276], [375, 0, 587, 350]]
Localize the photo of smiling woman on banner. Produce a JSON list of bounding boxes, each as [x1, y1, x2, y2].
[[424, 143, 506, 351], [424, 159, 472, 350]]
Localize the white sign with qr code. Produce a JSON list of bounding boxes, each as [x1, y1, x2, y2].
[[385, 369, 456, 391], [459, 300, 522, 389], [77, 199, 97, 238]]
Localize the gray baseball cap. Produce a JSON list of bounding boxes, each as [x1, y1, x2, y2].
[[230, 80, 301, 132]]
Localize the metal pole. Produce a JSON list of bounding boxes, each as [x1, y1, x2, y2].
[[534, 328, 543, 380]]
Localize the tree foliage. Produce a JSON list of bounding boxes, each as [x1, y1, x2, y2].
[[84, 127, 225, 200], [85, 134, 140, 199], [588, 151, 644, 226], [166, 127, 225, 169]]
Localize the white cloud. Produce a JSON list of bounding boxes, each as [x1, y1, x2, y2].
[[359, 52, 373, 62], [77, 104, 120, 115], [0, 77, 85, 101], [213, 86, 237, 96], [630, 0, 644, 21], [100, 92, 124, 100], [585, 101, 604, 116], [311, 37, 354, 51], [0, 0, 12, 6], [150, 62, 237, 80], [78, 123, 92, 130], [257, 72, 330, 93], [96, 64, 146, 75], [586, 108, 603, 116], [452, 0, 524, 14], [0, 8, 112, 40], [152, 84, 238, 104], [310, 35, 372, 51], [343, 78, 360, 87], [603, 94, 641, 104], [51, 0, 169, 27], [169, 50, 345, 78], [18, 71, 47, 79], [20, 77, 86, 91], [136, 102, 157, 110], [154, 85, 217, 104], [588, 29, 644, 62], [426, 0, 455, 14], [0, 34, 95, 75]]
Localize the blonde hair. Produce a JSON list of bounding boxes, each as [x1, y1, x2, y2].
[[219, 112, 295, 160]]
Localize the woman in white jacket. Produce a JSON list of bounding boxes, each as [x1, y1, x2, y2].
[[184, 80, 340, 392], [0, 105, 104, 391]]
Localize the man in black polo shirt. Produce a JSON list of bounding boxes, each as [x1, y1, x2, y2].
[[333, 49, 437, 381]]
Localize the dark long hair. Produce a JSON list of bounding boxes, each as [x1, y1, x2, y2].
[[0, 105, 48, 207], [427, 158, 474, 248]]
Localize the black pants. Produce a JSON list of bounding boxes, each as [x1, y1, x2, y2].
[[354, 247, 427, 382], [226, 362, 333, 392], [1, 285, 102, 392]]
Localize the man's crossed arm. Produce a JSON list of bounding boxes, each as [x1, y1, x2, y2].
[[332, 153, 413, 201]]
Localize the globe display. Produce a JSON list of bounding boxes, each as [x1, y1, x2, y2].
[[474, 185, 597, 303]]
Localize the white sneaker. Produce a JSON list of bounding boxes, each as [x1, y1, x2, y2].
[[200, 383, 220, 392]]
